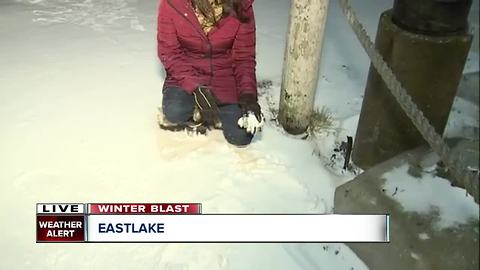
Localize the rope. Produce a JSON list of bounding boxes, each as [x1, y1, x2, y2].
[[338, 0, 479, 203]]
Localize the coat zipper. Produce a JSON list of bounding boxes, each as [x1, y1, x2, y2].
[[166, 0, 214, 87], [207, 42, 213, 86]]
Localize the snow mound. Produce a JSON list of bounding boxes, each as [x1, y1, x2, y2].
[[382, 164, 479, 229]]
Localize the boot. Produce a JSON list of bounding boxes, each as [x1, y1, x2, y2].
[[157, 107, 208, 135]]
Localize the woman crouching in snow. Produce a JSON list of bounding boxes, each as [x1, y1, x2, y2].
[[157, 0, 263, 146]]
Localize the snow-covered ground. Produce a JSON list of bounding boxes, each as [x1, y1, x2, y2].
[[383, 164, 479, 230], [0, 0, 478, 269]]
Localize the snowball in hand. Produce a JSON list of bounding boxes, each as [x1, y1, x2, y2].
[[237, 112, 264, 134]]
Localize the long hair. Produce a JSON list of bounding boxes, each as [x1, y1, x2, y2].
[[191, 0, 249, 23]]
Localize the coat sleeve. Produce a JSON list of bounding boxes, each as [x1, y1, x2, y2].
[[232, 2, 257, 96], [157, 0, 200, 93]]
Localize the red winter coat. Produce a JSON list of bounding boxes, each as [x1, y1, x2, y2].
[[157, 0, 257, 104]]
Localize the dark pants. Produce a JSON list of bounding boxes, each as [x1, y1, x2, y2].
[[162, 87, 253, 146]]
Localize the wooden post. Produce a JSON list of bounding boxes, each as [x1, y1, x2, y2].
[[279, 0, 330, 135], [352, 0, 473, 169]]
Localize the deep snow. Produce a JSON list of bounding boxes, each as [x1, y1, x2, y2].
[[0, 0, 478, 269]]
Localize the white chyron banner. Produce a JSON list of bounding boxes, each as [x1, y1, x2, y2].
[[87, 214, 389, 243]]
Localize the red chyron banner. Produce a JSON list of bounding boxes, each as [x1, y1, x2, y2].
[[36, 203, 202, 242], [37, 215, 85, 242], [88, 204, 202, 214]]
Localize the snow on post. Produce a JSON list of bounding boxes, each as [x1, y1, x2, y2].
[[279, 0, 330, 134]]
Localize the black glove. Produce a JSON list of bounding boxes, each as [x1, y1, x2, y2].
[[193, 86, 220, 126], [238, 93, 262, 121]]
